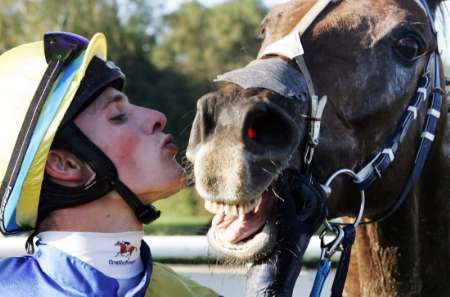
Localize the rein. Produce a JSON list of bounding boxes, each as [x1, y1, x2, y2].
[[216, 0, 446, 296]]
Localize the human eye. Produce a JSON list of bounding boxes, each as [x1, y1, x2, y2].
[[109, 113, 128, 124]]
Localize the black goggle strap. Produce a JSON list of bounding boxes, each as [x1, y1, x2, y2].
[[55, 122, 161, 224], [111, 179, 161, 223], [0, 33, 88, 226]]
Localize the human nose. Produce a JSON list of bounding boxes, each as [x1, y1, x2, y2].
[[141, 108, 167, 134]]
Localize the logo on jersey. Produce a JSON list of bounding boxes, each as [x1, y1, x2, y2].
[[114, 240, 137, 258]]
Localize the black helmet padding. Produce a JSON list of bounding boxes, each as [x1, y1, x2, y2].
[[61, 56, 125, 125]]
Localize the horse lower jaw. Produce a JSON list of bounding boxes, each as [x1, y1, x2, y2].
[[202, 187, 278, 261], [207, 222, 276, 262]]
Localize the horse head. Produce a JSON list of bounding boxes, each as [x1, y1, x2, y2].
[[187, 1, 449, 295]]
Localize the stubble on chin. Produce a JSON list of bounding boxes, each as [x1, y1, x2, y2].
[[141, 166, 187, 203]]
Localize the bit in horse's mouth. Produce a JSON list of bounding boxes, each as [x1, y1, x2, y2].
[[204, 188, 276, 260]]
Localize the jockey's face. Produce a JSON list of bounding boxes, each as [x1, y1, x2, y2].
[[74, 87, 186, 203]]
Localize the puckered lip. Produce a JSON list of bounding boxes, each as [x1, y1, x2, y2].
[[161, 134, 178, 156], [161, 134, 174, 148]]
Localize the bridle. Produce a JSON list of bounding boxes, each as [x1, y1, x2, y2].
[[216, 0, 447, 296]]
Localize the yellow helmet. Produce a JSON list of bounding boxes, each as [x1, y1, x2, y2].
[[0, 32, 107, 234]]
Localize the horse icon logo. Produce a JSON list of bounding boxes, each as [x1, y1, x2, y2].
[[114, 241, 137, 258]]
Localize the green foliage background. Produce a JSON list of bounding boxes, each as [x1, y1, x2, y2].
[[0, 0, 268, 233]]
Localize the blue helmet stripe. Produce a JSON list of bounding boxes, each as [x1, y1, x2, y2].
[[4, 53, 85, 232]]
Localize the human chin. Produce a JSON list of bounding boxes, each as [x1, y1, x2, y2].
[[162, 155, 186, 181], [142, 166, 186, 203], [165, 163, 186, 192], [141, 183, 183, 204]]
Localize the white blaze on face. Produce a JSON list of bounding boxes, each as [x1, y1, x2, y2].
[[413, 0, 450, 82], [434, 1, 450, 86], [194, 140, 249, 202]]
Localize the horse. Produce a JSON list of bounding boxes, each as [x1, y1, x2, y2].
[[114, 241, 137, 258], [186, 0, 450, 296]]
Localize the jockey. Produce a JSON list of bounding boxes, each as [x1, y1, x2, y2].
[[0, 32, 321, 297], [0, 32, 219, 297]]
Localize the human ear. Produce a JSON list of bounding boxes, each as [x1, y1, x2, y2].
[[45, 149, 85, 184]]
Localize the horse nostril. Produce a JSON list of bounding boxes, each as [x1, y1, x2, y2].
[[243, 103, 299, 157], [187, 95, 216, 157]]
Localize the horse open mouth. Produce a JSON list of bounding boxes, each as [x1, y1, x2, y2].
[[204, 188, 276, 261]]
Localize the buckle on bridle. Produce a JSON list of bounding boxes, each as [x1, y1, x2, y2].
[[320, 224, 345, 260]]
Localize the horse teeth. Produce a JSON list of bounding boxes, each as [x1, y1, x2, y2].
[[205, 198, 264, 216], [246, 197, 260, 213], [218, 203, 224, 214], [204, 200, 213, 213], [231, 205, 238, 216], [237, 205, 245, 216], [210, 201, 217, 213], [249, 199, 256, 210], [224, 204, 231, 215], [215, 202, 221, 213]]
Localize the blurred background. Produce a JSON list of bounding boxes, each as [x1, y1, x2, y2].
[[0, 0, 283, 235]]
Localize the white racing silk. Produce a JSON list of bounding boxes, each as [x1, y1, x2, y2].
[[38, 231, 144, 279]]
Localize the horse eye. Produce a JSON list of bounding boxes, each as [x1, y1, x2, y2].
[[394, 35, 424, 61]]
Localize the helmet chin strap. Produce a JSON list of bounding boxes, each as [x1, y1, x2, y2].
[[41, 122, 160, 224]]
